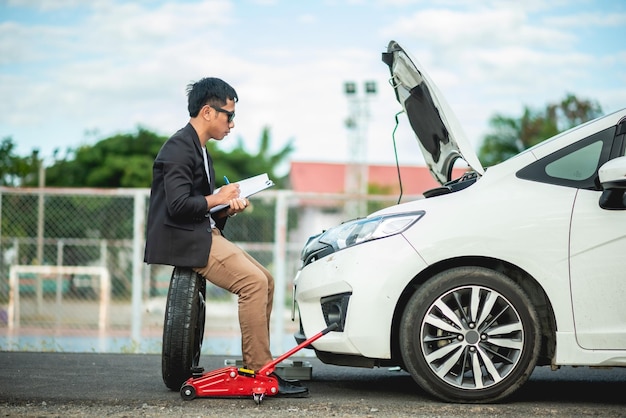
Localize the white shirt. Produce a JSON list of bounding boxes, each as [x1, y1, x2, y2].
[[202, 147, 217, 229]]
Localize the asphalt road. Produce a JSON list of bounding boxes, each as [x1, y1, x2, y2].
[[0, 351, 625, 417]]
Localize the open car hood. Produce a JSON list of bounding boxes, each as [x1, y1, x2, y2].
[[382, 40, 484, 184]]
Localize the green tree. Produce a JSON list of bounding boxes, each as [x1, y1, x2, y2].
[[478, 94, 603, 167], [0, 137, 41, 186], [41, 127, 165, 188]]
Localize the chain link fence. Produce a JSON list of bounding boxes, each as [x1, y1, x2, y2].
[[0, 186, 410, 355]]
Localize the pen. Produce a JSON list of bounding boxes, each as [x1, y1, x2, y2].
[[224, 176, 230, 184]]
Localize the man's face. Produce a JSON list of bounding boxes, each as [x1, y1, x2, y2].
[[205, 99, 236, 141]]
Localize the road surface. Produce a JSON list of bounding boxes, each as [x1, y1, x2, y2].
[[0, 352, 624, 417]]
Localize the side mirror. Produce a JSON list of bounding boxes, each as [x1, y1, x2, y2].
[[598, 156, 626, 210]]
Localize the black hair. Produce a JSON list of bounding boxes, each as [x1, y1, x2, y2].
[[186, 77, 238, 117]]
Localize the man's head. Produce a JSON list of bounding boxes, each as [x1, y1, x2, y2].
[[187, 77, 238, 117], [187, 77, 238, 141]]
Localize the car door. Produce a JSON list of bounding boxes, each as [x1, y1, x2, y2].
[[568, 126, 626, 350], [570, 187, 626, 350]]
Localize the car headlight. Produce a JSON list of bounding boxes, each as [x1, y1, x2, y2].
[[319, 211, 424, 252]]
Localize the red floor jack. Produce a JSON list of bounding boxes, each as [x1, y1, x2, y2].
[[180, 323, 338, 404]]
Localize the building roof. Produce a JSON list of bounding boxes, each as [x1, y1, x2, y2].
[[290, 161, 467, 196]]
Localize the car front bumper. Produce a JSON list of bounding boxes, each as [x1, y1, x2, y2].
[[293, 233, 427, 359]]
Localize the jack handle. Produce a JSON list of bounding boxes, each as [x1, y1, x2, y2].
[[258, 323, 338, 376]]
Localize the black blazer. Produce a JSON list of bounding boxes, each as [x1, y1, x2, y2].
[[144, 123, 227, 267]]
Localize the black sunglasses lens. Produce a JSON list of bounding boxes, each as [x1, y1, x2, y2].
[[210, 105, 235, 122]]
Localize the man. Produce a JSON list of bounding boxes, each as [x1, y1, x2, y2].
[[144, 77, 307, 397]]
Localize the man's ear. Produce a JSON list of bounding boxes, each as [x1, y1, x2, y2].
[[202, 105, 213, 121]]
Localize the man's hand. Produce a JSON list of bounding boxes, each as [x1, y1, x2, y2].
[[227, 197, 249, 217], [217, 183, 241, 201], [206, 183, 241, 211]]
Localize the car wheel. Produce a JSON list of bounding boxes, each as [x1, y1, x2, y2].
[[400, 266, 540, 403], [162, 267, 206, 390]]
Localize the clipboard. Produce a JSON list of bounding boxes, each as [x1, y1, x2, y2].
[[210, 173, 275, 213]]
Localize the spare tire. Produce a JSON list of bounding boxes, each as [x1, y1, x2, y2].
[[161, 267, 206, 390]]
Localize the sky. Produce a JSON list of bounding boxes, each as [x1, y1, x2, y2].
[[1, 0, 625, 172]]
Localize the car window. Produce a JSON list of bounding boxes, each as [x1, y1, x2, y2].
[[544, 141, 603, 181], [516, 126, 616, 190]]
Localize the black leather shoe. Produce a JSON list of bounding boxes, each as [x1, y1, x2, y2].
[[272, 373, 309, 397]]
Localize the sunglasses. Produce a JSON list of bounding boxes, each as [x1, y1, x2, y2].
[[210, 105, 236, 123]]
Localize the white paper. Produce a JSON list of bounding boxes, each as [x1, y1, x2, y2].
[[210, 173, 275, 213]]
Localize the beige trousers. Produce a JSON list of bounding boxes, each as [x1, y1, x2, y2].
[[194, 228, 274, 371]]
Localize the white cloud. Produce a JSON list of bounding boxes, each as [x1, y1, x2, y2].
[[545, 11, 626, 28]]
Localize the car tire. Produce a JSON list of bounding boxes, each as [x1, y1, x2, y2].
[[399, 266, 541, 403], [162, 267, 206, 391]]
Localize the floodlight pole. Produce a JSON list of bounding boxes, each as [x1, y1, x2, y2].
[[344, 81, 376, 218]]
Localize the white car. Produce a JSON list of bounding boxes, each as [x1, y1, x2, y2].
[[293, 40, 626, 403]]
